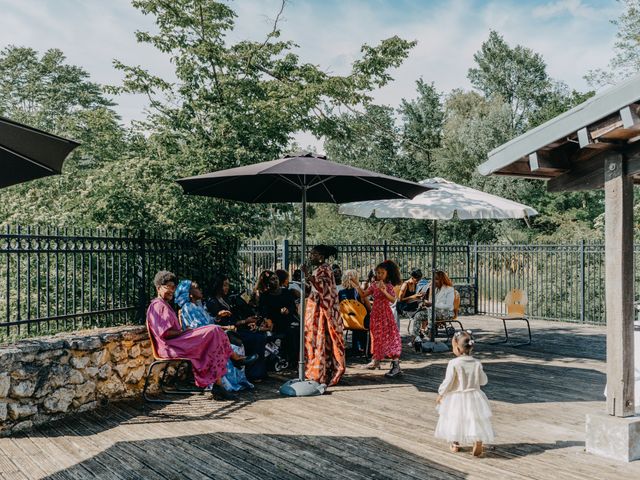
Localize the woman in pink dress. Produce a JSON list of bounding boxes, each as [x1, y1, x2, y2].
[[363, 260, 403, 378], [146, 270, 256, 400]]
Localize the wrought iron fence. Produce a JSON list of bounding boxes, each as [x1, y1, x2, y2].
[[0, 227, 230, 340], [238, 240, 633, 326]]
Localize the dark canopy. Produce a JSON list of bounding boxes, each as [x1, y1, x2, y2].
[[0, 116, 80, 188], [176, 152, 430, 203]]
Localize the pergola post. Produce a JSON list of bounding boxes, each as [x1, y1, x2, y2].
[[604, 153, 635, 417]]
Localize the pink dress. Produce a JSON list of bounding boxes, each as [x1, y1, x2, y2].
[[368, 282, 402, 360], [146, 297, 232, 387]]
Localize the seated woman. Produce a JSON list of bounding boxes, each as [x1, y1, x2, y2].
[[146, 270, 255, 400], [257, 270, 300, 365], [175, 279, 253, 392], [205, 274, 269, 380], [412, 270, 455, 342], [276, 269, 301, 304], [398, 268, 425, 316], [339, 269, 371, 356]]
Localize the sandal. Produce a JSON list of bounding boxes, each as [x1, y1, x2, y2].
[[450, 442, 460, 453]]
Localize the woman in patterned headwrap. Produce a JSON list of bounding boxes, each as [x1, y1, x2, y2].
[[303, 245, 345, 387]]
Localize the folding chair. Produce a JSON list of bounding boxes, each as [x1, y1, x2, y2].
[[489, 288, 532, 346], [142, 322, 205, 403]]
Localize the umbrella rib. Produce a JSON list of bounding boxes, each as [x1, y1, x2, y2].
[[253, 176, 290, 202], [0, 144, 56, 173], [357, 176, 415, 199], [277, 174, 303, 190], [317, 179, 338, 203]]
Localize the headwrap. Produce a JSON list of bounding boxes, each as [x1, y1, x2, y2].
[[175, 279, 214, 330]]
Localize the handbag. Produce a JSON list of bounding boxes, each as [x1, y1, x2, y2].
[[339, 299, 367, 330]]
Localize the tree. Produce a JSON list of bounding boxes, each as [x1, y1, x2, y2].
[[0, 46, 130, 226], [468, 31, 551, 133], [586, 0, 640, 87], [108, 0, 416, 240]]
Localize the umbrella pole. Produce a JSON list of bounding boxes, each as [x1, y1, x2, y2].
[[430, 220, 437, 342], [298, 187, 307, 382]]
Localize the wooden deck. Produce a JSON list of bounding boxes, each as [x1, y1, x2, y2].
[[1, 316, 639, 479]]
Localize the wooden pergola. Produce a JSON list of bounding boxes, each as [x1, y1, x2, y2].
[[479, 73, 640, 462]]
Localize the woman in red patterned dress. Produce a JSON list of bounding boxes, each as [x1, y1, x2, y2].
[[364, 260, 403, 377], [303, 245, 346, 387]]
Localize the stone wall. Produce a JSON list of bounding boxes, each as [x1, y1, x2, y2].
[[455, 284, 477, 315], [0, 326, 154, 436]]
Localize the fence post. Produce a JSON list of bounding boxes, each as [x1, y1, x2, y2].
[[580, 239, 585, 323], [383, 240, 388, 260], [473, 242, 479, 314], [466, 242, 471, 285], [274, 239, 279, 271], [251, 240, 256, 283], [282, 239, 290, 272], [135, 229, 147, 324]]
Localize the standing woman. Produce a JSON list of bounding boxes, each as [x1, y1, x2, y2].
[[303, 244, 346, 387], [364, 260, 404, 377]]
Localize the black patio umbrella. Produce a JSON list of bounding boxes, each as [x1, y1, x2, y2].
[[0, 116, 80, 188], [177, 152, 431, 396]]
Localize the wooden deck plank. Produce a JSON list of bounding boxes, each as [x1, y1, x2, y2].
[[2, 316, 640, 480]]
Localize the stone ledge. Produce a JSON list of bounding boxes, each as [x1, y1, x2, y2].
[[0, 325, 153, 436]]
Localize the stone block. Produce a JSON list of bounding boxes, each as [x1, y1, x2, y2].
[[0, 402, 7, 421], [35, 349, 64, 362], [8, 403, 37, 420], [84, 367, 99, 378], [586, 412, 640, 462], [11, 420, 33, 433], [67, 337, 102, 351], [67, 370, 85, 385], [0, 375, 9, 398], [70, 356, 90, 369], [113, 364, 129, 379], [97, 378, 125, 397], [97, 364, 112, 380], [127, 359, 141, 369], [77, 401, 98, 413], [73, 381, 96, 404], [125, 366, 145, 384], [90, 350, 108, 366], [110, 347, 128, 363], [10, 366, 39, 381], [10, 381, 36, 398], [43, 388, 75, 413], [141, 347, 153, 357], [128, 344, 141, 359]]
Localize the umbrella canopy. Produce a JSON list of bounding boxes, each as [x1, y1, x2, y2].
[[338, 177, 538, 220], [177, 152, 430, 395], [176, 152, 430, 202], [339, 177, 538, 345], [0, 116, 80, 188]]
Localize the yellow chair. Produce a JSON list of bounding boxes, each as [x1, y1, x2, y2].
[[491, 288, 531, 346], [339, 299, 370, 357]]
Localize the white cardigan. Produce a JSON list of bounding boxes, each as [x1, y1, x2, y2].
[[433, 285, 455, 310]]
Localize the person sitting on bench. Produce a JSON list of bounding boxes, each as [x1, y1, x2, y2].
[[146, 270, 256, 399]]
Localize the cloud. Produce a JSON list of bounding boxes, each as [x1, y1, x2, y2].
[[0, 0, 624, 152]]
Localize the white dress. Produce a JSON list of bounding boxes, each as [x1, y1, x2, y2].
[[435, 355, 495, 444]]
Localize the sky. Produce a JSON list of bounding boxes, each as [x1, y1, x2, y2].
[[0, 0, 623, 151]]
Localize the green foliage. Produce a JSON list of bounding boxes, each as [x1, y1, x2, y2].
[[586, 0, 640, 87]]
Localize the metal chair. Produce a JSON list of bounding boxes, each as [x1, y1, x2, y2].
[[142, 323, 205, 403], [489, 288, 532, 346]]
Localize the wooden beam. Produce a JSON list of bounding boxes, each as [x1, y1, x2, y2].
[[604, 153, 636, 417], [546, 151, 615, 192], [528, 150, 570, 172]]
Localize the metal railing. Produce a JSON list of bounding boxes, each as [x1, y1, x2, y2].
[[238, 240, 634, 326], [0, 227, 230, 340]]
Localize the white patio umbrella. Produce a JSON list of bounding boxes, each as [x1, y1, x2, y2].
[[339, 177, 538, 343]]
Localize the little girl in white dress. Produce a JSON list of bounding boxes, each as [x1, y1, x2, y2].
[[435, 330, 494, 456]]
